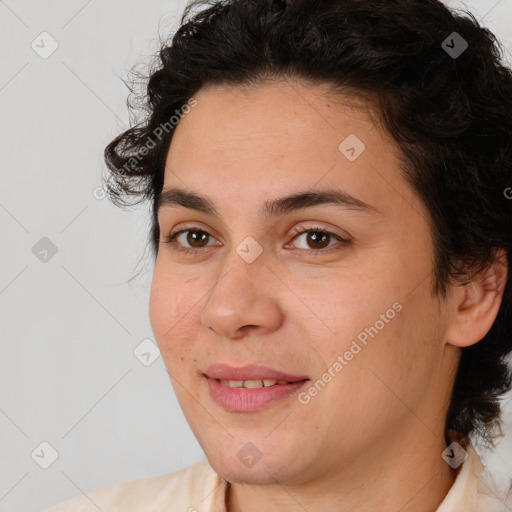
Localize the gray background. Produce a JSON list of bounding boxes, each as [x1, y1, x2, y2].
[[0, 1, 511, 511]]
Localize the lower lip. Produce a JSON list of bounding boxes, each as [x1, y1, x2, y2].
[[205, 377, 309, 412]]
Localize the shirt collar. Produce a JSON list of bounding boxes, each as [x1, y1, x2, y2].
[[436, 439, 484, 511]]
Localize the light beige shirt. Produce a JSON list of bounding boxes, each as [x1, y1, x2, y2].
[[47, 442, 510, 512]]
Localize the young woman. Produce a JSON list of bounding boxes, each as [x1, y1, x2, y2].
[[48, 0, 512, 510]]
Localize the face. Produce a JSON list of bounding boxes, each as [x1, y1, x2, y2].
[[149, 80, 456, 486]]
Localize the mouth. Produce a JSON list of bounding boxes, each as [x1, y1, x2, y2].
[[203, 363, 308, 382], [216, 378, 301, 388], [203, 363, 309, 412]]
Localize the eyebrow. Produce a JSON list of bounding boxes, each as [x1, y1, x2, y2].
[[157, 186, 381, 218]]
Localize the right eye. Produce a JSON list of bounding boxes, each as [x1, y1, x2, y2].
[[161, 227, 220, 254]]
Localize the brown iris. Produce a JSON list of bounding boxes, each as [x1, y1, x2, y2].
[[186, 230, 210, 248], [305, 230, 331, 250]]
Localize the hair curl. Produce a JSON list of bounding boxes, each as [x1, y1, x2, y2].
[[104, 0, 512, 446]]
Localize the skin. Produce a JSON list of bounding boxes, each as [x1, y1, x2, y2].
[[149, 79, 507, 512]]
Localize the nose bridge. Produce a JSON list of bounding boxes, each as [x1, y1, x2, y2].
[[213, 232, 268, 293], [205, 240, 266, 312], [199, 241, 283, 337]]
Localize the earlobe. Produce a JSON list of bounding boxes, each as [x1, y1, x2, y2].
[[446, 250, 508, 348]]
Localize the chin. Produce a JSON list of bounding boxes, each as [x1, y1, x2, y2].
[[208, 454, 297, 485], [202, 438, 308, 485]]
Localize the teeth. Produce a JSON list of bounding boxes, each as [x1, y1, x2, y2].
[[219, 379, 291, 388], [243, 379, 264, 388], [219, 379, 243, 388]]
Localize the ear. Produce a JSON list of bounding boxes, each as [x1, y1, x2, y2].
[[445, 250, 508, 348]]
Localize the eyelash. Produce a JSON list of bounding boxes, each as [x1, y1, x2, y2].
[[160, 224, 351, 256]]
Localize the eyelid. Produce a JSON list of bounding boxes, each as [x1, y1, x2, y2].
[[168, 222, 219, 239], [165, 221, 349, 241], [162, 222, 351, 255], [288, 223, 350, 241]]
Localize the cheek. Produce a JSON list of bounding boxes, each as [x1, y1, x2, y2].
[[336, 287, 441, 419], [149, 265, 199, 363], [300, 263, 432, 403], [149, 266, 173, 341], [290, 268, 400, 355]]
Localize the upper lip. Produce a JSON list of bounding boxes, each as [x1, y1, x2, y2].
[[204, 364, 309, 382]]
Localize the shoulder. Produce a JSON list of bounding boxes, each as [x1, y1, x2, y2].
[[472, 466, 512, 512], [437, 434, 511, 512], [45, 459, 222, 512]]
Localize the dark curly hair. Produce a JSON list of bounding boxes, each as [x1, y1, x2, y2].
[[104, 0, 512, 446]]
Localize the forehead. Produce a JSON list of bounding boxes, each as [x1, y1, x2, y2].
[[162, 80, 420, 222], [169, 80, 381, 158]]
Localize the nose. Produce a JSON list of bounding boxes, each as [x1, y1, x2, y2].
[[199, 248, 284, 340]]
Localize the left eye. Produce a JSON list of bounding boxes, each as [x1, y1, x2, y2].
[[288, 227, 348, 251]]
